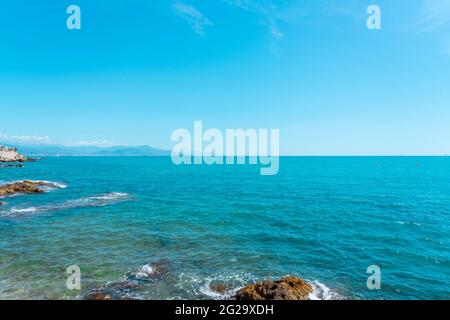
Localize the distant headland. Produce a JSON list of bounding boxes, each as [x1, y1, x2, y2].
[[0, 146, 29, 163]]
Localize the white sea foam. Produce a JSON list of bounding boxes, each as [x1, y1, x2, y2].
[[308, 280, 344, 300], [134, 264, 157, 279], [41, 181, 68, 189], [199, 281, 241, 300], [10, 207, 38, 214], [89, 192, 127, 201], [175, 272, 344, 300], [66, 192, 128, 207], [398, 221, 421, 227], [1, 207, 39, 218], [177, 272, 255, 300], [0, 192, 129, 217]]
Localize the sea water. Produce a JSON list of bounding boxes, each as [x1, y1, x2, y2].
[[0, 157, 449, 299]]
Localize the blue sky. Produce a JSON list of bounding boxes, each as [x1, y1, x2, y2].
[[0, 0, 449, 155]]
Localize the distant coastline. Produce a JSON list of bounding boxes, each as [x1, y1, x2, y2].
[[0, 143, 170, 158]]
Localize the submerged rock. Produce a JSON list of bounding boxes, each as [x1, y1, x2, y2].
[[234, 276, 313, 300], [0, 163, 24, 168], [83, 280, 139, 300], [0, 181, 50, 197], [126, 260, 170, 282], [84, 260, 171, 300]]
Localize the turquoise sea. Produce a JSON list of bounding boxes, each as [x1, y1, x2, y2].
[[0, 157, 449, 300]]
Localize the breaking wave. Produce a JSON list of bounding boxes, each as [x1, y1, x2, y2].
[[308, 280, 345, 300], [65, 192, 128, 207], [39, 181, 68, 190], [173, 272, 344, 300], [1, 192, 129, 217], [134, 264, 158, 280], [9, 207, 38, 214], [175, 272, 257, 300]]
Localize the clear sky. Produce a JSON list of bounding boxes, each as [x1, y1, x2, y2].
[[0, 0, 449, 155]]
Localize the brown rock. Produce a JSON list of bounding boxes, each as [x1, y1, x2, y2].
[[234, 276, 313, 300], [0, 181, 49, 197], [85, 292, 112, 300]]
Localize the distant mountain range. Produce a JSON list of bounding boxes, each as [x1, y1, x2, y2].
[[0, 142, 170, 157]]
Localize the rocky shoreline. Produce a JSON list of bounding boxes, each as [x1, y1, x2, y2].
[[82, 260, 314, 300], [84, 276, 314, 301]]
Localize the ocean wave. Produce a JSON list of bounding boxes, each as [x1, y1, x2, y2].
[[1, 192, 129, 217], [9, 207, 38, 214], [176, 272, 256, 300], [308, 280, 344, 300], [134, 264, 157, 279], [199, 279, 242, 300], [65, 192, 129, 207], [40, 181, 68, 190], [174, 272, 344, 300], [398, 221, 421, 227], [126, 260, 170, 282]]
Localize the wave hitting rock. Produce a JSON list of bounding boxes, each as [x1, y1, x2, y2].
[[0, 181, 52, 198]]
